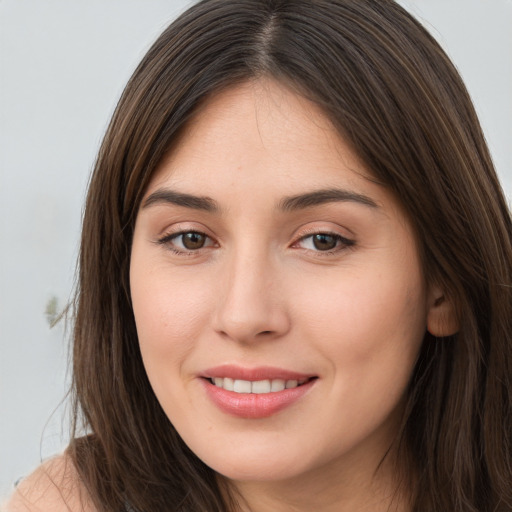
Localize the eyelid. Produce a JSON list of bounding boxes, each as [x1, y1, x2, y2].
[[291, 226, 355, 253], [154, 222, 355, 256], [155, 223, 218, 255], [155, 221, 214, 241], [159, 230, 214, 245]]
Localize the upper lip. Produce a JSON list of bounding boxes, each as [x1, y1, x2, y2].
[[201, 365, 316, 381]]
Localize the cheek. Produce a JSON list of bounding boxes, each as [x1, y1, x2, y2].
[[286, 268, 427, 449], [292, 263, 427, 383], [130, 260, 214, 386]]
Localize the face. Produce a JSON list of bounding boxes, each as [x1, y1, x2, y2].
[[130, 80, 432, 487]]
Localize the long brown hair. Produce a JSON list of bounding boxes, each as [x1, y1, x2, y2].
[[69, 1, 512, 510]]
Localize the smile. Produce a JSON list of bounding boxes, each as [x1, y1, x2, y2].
[[201, 367, 318, 419], [209, 377, 310, 394]]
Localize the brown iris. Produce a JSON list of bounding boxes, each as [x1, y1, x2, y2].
[[312, 233, 338, 251], [181, 232, 207, 250]]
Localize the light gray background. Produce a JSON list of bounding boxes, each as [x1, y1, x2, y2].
[[1, 0, 511, 500]]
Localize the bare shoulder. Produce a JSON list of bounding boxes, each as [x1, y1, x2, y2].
[[2, 454, 97, 512]]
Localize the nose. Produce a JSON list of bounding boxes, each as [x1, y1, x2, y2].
[[212, 249, 291, 344]]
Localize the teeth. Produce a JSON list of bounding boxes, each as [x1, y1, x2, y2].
[[252, 380, 271, 394], [233, 379, 252, 393], [271, 379, 285, 392], [210, 377, 308, 394], [223, 377, 234, 391]]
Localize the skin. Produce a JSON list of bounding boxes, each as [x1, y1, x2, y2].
[[129, 79, 447, 511], [3, 457, 96, 512]]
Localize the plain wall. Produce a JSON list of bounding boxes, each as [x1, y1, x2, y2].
[[1, 0, 511, 499]]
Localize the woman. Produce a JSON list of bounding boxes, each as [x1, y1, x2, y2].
[[6, 0, 512, 511]]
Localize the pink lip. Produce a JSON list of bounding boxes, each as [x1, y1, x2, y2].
[[201, 364, 313, 381], [200, 365, 317, 419]]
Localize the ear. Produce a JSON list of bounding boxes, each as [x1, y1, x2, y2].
[[427, 285, 459, 337]]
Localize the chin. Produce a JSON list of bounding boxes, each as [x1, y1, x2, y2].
[[213, 460, 305, 483], [191, 439, 318, 483]]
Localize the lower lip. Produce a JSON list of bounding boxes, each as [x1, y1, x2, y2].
[[201, 378, 316, 419]]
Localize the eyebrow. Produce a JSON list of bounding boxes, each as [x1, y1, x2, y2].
[[142, 186, 378, 213], [278, 188, 378, 211], [142, 189, 219, 212]]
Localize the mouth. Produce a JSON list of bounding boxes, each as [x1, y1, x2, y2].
[[200, 367, 318, 418], [206, 376, 315, 394]]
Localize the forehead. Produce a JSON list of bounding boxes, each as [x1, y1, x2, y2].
[[147, 79, 375, 194]]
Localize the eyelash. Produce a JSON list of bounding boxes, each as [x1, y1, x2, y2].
[[292, 230, 355, 255], [156, 230, 216, 256], [156, 229, 355, 256]]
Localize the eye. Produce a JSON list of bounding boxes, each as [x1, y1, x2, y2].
[[178, 231, 208, 250], [158, 230, 215, 253], [295, 232, 354, 252]]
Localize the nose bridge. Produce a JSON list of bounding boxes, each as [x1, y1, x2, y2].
[[214, 240, 289, 343]]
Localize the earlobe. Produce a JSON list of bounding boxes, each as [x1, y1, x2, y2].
[[427, 287, 459, 337]]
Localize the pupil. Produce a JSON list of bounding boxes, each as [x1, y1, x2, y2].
[[183, 232, 205, 250], [313, 234, 337, 251]]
